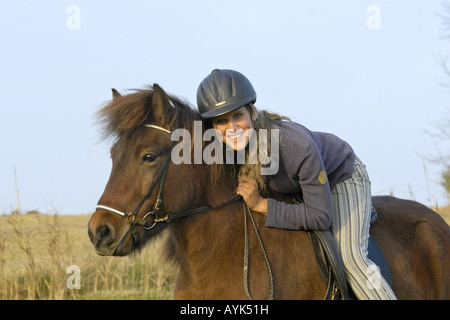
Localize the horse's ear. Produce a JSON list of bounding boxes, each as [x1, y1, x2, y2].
[[151, 83, 170, 125], [111, 88, 122, 99]]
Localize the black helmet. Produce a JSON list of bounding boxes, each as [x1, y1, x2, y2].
[[196, 69, 257, 119]]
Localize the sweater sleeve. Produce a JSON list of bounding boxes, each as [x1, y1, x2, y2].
[[265, 133, 333, 231]]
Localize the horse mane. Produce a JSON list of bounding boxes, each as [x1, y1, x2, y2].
[[96, 85, 200, 142]]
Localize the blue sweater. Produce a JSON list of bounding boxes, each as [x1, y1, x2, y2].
[[265, 120, 355, 231]]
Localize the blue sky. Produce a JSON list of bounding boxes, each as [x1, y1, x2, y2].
[[1, 1, 449, 214]]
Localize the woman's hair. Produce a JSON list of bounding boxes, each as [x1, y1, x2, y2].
[[240, 104, 290, 191], [208, 104, 291, 192]]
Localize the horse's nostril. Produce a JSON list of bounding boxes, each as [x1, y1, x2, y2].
[[96, 223, 115, 245], [97, 225, 109, 238]]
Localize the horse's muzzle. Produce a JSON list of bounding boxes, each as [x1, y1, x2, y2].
[[88, 214, 132, 256]]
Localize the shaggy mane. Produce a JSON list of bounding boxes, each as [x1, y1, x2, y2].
[[96, 86, 200, 142]]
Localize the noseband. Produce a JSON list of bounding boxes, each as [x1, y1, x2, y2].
[[96, 124, 241, 244], [96, 124, 174, 243]]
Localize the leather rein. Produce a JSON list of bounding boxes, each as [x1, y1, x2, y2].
[[95, 124, 339, 300], [96, 124, 275, 299], [95, 124, 242, 243]]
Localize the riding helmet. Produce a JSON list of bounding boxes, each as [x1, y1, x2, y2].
[[196, 69, 257, 119]]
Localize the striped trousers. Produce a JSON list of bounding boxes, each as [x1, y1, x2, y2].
[[330, 157, 397, 300]]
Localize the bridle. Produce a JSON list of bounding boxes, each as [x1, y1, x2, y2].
[[96, 124, 242, 244], [94, 123, 340, 300], [96, 123, 275, 299]]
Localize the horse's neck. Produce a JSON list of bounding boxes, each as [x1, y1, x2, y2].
[[168, 168, 327, 299], [171, 203, 246, 299], [173, 168, 240, 253], [169, 168, 246, 298]]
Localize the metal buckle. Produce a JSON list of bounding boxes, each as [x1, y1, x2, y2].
[[153, 199, 162, 212], [141, 199, 164, 230], [154, 215, 170, 223], [142, 210, 157, 230], [124, 212, 135, 223]]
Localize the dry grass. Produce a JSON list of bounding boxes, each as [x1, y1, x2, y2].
[[0, 205, 448, 300], [435, 205, 450, 225], [0, 213, 177, 300]]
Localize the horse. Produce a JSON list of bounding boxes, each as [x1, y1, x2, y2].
[[88, 84, 450, 299]]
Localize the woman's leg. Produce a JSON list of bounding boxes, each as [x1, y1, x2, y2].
[[331, 157, 397, 300]]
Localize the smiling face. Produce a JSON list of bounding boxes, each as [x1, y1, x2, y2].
[[212, 106, 257, 151]]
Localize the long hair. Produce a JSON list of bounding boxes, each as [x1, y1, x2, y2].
[[207, 104, 291, 192], [240, 105, 291, 192]]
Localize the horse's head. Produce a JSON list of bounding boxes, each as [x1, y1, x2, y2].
[[88, 84, 202, 256]]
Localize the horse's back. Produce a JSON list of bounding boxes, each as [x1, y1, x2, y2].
[[371, 196, 450, 299]]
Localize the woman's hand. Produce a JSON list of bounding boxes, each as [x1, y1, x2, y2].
[[236, 176, 268, 215]]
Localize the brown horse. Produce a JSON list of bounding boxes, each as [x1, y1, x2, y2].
[[88, 84, 450, 299]]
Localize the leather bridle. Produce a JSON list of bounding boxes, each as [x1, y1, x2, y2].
[[95, 124, 242, 245]]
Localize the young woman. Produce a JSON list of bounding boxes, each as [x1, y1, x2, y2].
[[196, 69, 397, 300]]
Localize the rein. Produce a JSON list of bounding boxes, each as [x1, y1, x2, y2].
[[96, 124, 242, 240], [243, 202, 273, 300], [96, 123, 273, 299]]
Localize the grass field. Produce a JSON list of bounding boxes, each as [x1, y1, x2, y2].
[[0, 206, 449, 300], [0, 213, 178, 299]]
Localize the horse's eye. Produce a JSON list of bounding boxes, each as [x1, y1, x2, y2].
[[143, 154, 157, 163]]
